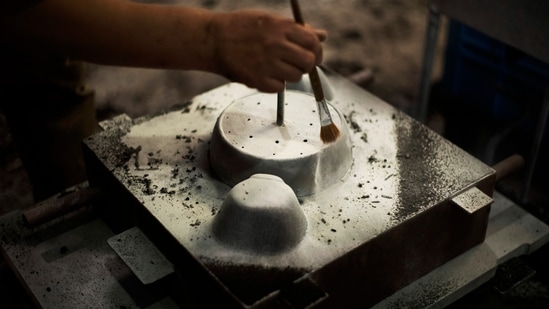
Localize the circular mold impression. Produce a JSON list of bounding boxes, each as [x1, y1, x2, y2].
[[211, 174, 307, 253], [209, 91, 352, 196]]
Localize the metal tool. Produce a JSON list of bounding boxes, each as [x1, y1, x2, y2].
[[277, 84, 285, 126]]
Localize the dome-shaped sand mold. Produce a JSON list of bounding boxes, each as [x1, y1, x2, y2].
[[211, 174, 307, 253], [209, 91, 352, 196]]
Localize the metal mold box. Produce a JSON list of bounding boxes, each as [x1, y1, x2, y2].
[[83, 69, 495, 308]]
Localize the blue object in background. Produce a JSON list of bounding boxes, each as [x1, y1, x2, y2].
[[440, 21, 549, 139]]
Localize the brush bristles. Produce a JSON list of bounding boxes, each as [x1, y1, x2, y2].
[[320, 123, 340, 144]]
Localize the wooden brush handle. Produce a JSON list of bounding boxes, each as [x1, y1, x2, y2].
[[290, 0, 325, 101], [308, 67, 325, 102], [290, 0, 305, 24]]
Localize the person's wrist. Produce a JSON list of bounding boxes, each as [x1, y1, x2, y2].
[[206, 12, 229, 77]]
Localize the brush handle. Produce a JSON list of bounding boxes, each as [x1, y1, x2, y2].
[[290, 0, 305, 24], [308, 66, 325, 102], [309, 68, 333, 125], [291, 0, 325, 100], [290, 0, 337, 137]]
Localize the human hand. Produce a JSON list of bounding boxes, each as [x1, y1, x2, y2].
[[210, 10, 327, 93]]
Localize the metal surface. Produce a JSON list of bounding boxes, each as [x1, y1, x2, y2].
[[108, 227, 174, 285], [83, 68, 496, 307], [0, 211, 141, 308], [373, 191, 549, 308], [451, 187, 492, 215], [2, 191, 548, 308], [276, 88, 285, 126]]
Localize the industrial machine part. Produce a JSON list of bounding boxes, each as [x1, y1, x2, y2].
[[1, 68, 547, 309], [81, 67, 497, 308], [22, 182, 101, 228]]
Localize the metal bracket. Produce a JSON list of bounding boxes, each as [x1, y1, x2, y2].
[[451, 186, 493, 214], [108, 227, 175, 285]]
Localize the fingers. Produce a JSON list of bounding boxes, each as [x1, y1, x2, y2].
[[273, 57, 308, 82], [212, 10, 326, 93], [254, 78, 286, 93], [303, 23, 328, 42], [238, 59, 304, 93], [314, 29, 328, 42], [287, 25, 327, 67], [270, 36, 317, 75]]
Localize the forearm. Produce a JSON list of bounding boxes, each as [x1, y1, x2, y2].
[[2, 0, 218, 72], [2, 0, 327, 92]]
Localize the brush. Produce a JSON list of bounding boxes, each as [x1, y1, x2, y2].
[[290, 0, 340, 143]]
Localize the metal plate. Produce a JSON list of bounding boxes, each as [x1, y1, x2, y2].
[[108, 227, 174, 285]]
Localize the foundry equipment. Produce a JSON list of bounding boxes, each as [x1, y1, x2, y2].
[[83, 67, 496, 308], [1, 67, 548, 309]]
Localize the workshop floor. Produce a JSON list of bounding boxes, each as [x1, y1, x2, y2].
[[1, 0, 548, 308]]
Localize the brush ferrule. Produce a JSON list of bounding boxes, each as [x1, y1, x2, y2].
[[317, 99, 333, 125]]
